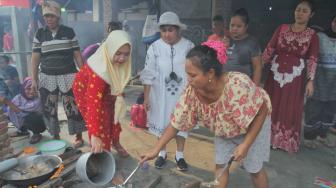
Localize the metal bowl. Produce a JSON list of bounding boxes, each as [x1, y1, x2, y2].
[[76, 151, 116, 186]]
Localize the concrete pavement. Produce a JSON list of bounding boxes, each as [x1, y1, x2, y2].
[[7, 85, 336, 187], [122, 86, 336, 188]]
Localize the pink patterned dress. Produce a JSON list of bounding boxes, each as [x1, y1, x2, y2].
[[262, 24, 319, 153]]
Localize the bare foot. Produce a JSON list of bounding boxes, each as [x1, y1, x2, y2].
[[112, 142, 129, 157], [317, 137, 336, 148], [73, 134, 84, 148], [329, 127, 336, 134], [53, 134, 60, 140]]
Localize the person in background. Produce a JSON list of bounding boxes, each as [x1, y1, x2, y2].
[[30, 1, 86, 147], [73, 30, 132, 157], [140, 41, 272, 188], [304, 15, 336, 148], [0, 55, 20, 97], [82, 21, 122, 62], [223, 8, 262, 86], [208, 15, 229, 42], [0, 77, 11, 100], [4, 77, 46, 144], [122, 20, 130, 32], [262, 0, 319, 153], [2, 27, 13, 52], [6, 55, 16, 68], [140, 12, 194, 171]]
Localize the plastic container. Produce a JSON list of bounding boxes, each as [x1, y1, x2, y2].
[[130, 104, 147, 129], [37, 140, 67, 156], [76, 151, 115, 186]]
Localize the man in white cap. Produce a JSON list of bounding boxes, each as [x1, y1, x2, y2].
[[30, 0, 86, 147], [140, 11, 194, 171]]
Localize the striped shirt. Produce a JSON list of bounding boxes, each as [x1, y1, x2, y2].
[[32, 25, 79, 75]]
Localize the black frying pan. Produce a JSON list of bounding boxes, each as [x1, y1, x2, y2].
[[1, 155, 62, 187]]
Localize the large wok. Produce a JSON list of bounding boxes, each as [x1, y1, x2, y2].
[[0, 155, 62, 187]]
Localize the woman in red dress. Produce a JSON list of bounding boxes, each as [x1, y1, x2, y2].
[[262, 0, 319, 153], [73, 30, 132, 156]]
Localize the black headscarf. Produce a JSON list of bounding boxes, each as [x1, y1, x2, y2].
[[324, 15, 336, 38]]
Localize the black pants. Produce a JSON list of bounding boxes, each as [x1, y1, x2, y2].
[[20, 112, 46, 135], [304, 98, 336, 140]]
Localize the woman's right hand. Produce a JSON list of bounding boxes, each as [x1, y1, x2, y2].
[[143, 99, 150, 112], [31, 79, 39, 95], [91, 135, 104, 153]]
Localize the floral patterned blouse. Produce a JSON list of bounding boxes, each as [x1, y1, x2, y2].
[[171, 72, 272, 138], [262, 24, 319, 81]]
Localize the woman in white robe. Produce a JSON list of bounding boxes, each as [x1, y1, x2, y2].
[[140, 11, 194, 171]]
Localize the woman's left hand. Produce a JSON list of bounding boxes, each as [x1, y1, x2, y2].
[[0, 96, 6, 104], [305, 80, 314, 97], [91, 135, 104, 153], [233, 143, 249, 162], [139, 149, 159, 165]]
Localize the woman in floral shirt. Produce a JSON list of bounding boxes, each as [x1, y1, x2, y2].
[[140, 41, 272, 188]]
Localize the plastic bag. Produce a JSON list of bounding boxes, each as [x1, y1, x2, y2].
[[142, 15, 160, 45], [130, 104, 147, 129]]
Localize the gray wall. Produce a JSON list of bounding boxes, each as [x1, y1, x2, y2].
[[161, 0, 213, 45], [125, 20, 147, 76], [0, 7, 30, 80], [231, 0, 336, 48], [67, 21, 104, 50]]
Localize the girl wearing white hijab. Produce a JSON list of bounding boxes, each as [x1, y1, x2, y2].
[[73, 30, 131, 156]]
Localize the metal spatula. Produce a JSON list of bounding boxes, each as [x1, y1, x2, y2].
[[201, 156, 235, 187], [109, 164, 140, 188]]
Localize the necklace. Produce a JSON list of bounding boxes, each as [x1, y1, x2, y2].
[[165, 46, 182, 84]]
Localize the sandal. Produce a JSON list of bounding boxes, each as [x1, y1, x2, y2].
[[112, 142, 129, 157], [317, 137, 336, 148], [271, 145, 278, 150], [329, 127, 336, 134], [304, 140, 318, 149], [9, 131, 30, 137], [29, 134, 42, 144], [73, 138, 84, 148]]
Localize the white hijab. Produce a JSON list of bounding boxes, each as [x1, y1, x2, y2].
[[87, 30, 132, 124]]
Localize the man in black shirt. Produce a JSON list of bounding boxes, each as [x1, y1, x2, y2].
[[0, 55, 20, 97], [31, 1, 86, 147]]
